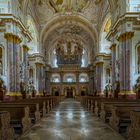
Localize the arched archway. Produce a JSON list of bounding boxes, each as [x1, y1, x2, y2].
[[63, 74, 76, 83], [79, 73, 89, 83], [27, 15, 39, 54], [51, 74, 61, 83], [99, 14, 111, 53], [40, 14, 97, 67]]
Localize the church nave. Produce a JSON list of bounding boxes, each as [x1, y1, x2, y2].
[[20, 99, 125, 140]]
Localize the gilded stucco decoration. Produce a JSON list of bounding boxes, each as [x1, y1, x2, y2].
[[48, 0, 91, 13]]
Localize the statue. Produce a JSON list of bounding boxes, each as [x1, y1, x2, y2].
[[114, 81, 120, 98], [32, 87, 36, 98], [0, 78, 5, 101], [104, 84, 112, 98], [134, 77, 140, 99], [20, 82, 26, 99], [0, 62, 2, 75]]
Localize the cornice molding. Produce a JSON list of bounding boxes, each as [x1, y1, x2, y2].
[[0, 14, 32, 42], [107, 13, 140, 40]]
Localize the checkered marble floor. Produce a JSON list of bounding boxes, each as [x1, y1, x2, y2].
[[20, 99, 125, 140]]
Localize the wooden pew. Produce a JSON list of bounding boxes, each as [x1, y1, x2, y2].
[[94, 99, 139, 117], [0, 111, 15, 140], [127, 110, 140, 140], [0, 105, 31, 135], [100, 101, 140, 122], [0, 102, 41, 123], [109, 104, 140, 135]]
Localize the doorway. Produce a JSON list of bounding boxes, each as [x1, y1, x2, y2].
[[64, 87, 75, 98]]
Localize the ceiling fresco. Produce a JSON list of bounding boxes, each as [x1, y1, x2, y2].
[[48, 0, 91, 13], [34, 0, 97, 25]]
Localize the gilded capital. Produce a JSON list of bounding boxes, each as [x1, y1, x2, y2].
[[110, 44, 116, 50], [96, 61, 104, 66], [117, 32, 134, 42], [4, 33, 22, 44], [125, 32, 134, 40], [23, 45, 30, 52]]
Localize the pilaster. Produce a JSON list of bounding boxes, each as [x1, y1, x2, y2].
[[96, 62, 104, 96], [117, 32, 136, 99], [4, 33, 22, 96]]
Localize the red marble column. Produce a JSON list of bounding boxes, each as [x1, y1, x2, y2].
[[4, 33, 21, 96], [76, 72, 80, 96], [23, 45, 29, 82], [96, 62, 104, 96], [110, 44, 116, 92], [117, 32, 136, 99], [36, 63, 44, 95]]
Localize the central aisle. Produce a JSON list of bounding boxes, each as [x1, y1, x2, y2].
[[21, 99, 125, 140]]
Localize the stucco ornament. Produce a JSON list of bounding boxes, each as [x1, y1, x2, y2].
[[49, 0, 90, 13]]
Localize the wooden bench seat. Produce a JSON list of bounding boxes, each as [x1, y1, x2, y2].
[[100, 102, 140, 122], [109, 104, 140, 136], [127, 109, 140, 140], [0, 102, 41, 123], [0, 111, 15, 140], [0, 105, 31, 136], [94, 99, 139, 116]]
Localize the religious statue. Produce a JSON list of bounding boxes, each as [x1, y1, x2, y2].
[[0, 62, 2, 75], [114, 81, 120, 98], [134, 77, 140, 99], [104, 84, 112, 98], [20, 82, 26, 99], [0, 78, 5, 101], [32, 87, 36, 98]]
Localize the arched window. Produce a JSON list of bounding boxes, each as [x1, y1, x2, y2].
[[51, 74, 60, 83], [128, 0, 140, 12], [136, 45, 140, 74], [0, 0, 10, 13], [27, 16, 39, 54], [81, 49, 88, 68], [29, 68, 33, 79], [79, 73, 89, 83], [100, 16, 111, 54], [28, 68, 34, 84], [106, 68, 111, 84], [63, 74, 76, 83]]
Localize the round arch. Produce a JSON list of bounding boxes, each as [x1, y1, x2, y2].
[[99, 13, 111, 53], [40, 14, 98, 46], [27, 15, 39, 54]]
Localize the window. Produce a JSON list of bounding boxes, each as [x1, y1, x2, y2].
[[0, 0, 10, 13], [67, 77, 73, 83], [53, 77, 60, 83], [106, 69, 110, 84], [79, 73, 89, 83], [27, 16, 39, 54], [80, 77, 86, 83], [100, 17, 111, 54], [51, 74, 61, 83], [129, 0, 140, 12]]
